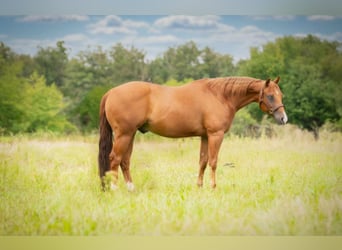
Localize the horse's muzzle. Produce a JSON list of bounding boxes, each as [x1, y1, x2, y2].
[[274, 110, 288, 125]]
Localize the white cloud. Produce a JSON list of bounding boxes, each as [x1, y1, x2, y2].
[[62, 33, 88, 42], [307, 15, 337, 21], [240, 25, 262, 33], [251, 16, 296, 21], [323, 32, 342, 41], [137, 35, 180, 45], [196, 24, 277, 46], [17, 15, 89, 22], [116, 34, 182, 60], [88, 15, 151, 35], [6, 34, 95, 58], [135, 16, 281, 61], [154, 15, 221, 30], [8, 38, 55, 55], [186, 24, 280, 62]]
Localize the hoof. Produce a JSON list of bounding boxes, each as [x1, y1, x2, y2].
[[127, 182, 135, 192]]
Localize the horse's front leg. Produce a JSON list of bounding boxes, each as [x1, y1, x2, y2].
[[197, 136, 208, 187], [207, 131, 224, 188]]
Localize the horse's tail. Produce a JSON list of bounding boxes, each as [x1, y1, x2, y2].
[[98, 93, 112, 187]]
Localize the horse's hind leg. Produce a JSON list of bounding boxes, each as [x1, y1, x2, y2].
[[109, 132, 135, 190], [120, 132, 136, 191]]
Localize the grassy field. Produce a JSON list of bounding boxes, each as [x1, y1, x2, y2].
[[1, 127, 341, 235]]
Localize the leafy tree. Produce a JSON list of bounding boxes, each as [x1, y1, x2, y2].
[[162, 41, 201, 81], [23, 72, 75, 133], [238, 35, 341, 138], [147, 57, 169, 83], [0, 42, 16, 68], [34, 41, 68, 87], [77, 85, 112, 131], [109, 43, 147, 83], [63, 50, 109, 103], [16, 54, 36, 78], [61, 47, 114, 128], [148, 42, 235, 84], [0, 55, 26, 133], [0, 51, 74, 134], [199, 46, 235, 78], [282, 61, 340, 139]]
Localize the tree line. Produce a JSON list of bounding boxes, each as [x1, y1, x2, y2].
[[0, 35, 341, 138]]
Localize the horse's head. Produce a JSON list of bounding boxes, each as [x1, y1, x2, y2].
[[259, 77, 288, 125]]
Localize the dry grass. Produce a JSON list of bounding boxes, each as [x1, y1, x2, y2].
[[1, 126, 341, 235]]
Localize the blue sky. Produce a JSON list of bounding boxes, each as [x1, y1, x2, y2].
[[0, 15, 341, 62]]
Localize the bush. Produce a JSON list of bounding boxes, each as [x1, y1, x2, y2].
[[230, 108, 258, 137]]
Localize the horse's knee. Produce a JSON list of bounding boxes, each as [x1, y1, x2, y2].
[[209, 158, 217, 169], [199, 155, 208, 167]]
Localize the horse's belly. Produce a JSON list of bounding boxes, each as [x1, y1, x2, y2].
[[147, 119, 204, 138]]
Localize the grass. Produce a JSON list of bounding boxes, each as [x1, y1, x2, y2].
[[0, 127, 341, 235]]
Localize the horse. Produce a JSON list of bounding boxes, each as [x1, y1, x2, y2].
[[98, 76, 287, 191]]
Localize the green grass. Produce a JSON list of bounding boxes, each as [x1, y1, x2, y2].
[[1, 128, 341, 235]]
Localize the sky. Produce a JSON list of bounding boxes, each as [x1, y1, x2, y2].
[[0, 15, 341, 63]]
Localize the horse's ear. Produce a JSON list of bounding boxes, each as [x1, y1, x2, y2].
[[265, 78, 271, 87], [274, 76, 280, 84]]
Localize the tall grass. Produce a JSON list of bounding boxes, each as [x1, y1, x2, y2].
[[0, 126, 341, 235]]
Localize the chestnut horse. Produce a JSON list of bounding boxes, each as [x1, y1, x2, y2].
[[98, 77, 287, 190]]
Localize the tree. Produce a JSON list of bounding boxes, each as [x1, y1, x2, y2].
[[34, 41, 68, 87], [237, 35, 341, 138], [109, 43, 147, 83], [282, 61, 340, 139], [0, 53, 74, 134], [62, 47, 111, 104], [199, 46, 235, 78], [162, 41, 201, 81], [0, 51, 26, 133], [23, 72, 75, 133], [77, 85, 112, 131], [148, 42, 235, 83], [147, 57, 169, 83]]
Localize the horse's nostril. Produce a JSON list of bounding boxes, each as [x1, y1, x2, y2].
[[280, 115, 288, 125]]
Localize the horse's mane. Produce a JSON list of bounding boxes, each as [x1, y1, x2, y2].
[[206, 77, 262, 97]]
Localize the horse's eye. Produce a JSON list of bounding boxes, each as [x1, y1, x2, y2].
[[266, 95, 274, 102]]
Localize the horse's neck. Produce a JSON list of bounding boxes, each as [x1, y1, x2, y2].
[[230, 80, 263, 110]]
